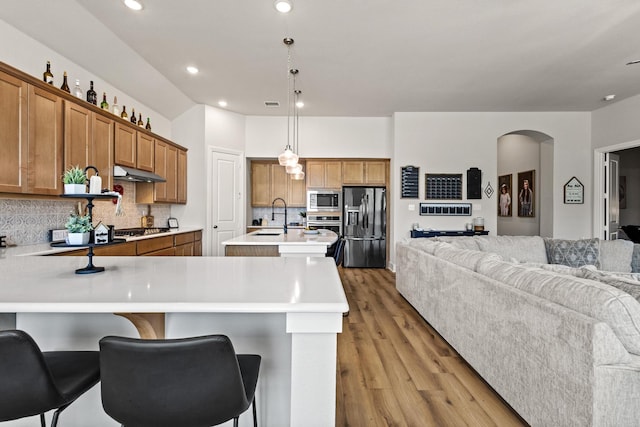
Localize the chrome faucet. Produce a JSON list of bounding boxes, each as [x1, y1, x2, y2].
[[271, 198, 288, 234]]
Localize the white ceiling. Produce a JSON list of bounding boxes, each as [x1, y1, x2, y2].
[[3, 0, 640, 119]]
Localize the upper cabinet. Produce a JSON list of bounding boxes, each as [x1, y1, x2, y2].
[[27, 85, 64, 195], [342, 160, 387, 185], [0, 70, 28, 193], [306, 160, 342, 189], [136, 138, 186, 204], [0, 61, 187, 202], [251, 160, 306, 207]]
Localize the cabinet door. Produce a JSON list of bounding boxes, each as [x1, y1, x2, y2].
[[251, 162, 272, 206], [177, 148, 187, 204], [306, 161, 325, 188], [137, 132, 155, 172], [114, 122, 136, 167], [0, 71, 27, 193], [92, 114, 114, 190], [288, 161, 306, 207], [324, 161, 343, 189], [271, 163, 288, 202], [365, 161, 387, 185], [28, 86, 63, 195], [342, 161, 364, 185], [165, 144, 178, 203], [154, 140, 168, 202], [63, 101, 92, 171]]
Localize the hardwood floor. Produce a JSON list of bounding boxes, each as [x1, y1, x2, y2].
[[336, 267, 528, 427]]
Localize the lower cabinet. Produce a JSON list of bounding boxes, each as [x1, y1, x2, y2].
[[51, 231, 202, 257]]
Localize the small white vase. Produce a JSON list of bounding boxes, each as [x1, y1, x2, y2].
[[64, 183, 87, 195], [66, 232, 90, 245]]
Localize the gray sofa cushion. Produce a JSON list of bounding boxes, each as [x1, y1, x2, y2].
[[433, 243, 502, 271], [477, 257, 640, 356], [633, 244, 640, 273], [544, 237, 599, 268], [578, 268, 640, 303], [475, 235, 548, 263], [435, 236, 480, 250], [599, 239, 634, 273]]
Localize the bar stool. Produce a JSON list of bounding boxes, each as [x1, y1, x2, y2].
[[99, 334, 261, 427], [0, 329, 100, 427]]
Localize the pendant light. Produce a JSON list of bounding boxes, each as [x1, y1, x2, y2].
[[290, 86, 305, 180], [278, 38, 299, 167]]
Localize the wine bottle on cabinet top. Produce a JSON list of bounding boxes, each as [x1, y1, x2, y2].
[[145, 118, 151, 130], [60, 72, 70, 92], [120, 106, 128, 119], [100, 92, 109, 110], [130, 108, 137, 124], [137, 113, 144, 127], [86, 81, 97, 105], [73, 79, 83, 99], [112, 96, 120, 116], [43, 61, 54, 84]]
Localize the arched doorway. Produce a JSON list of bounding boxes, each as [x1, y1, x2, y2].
[[497, 130, 554, 237]]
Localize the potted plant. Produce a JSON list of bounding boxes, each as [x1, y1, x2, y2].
[[65, 213, 93, 245], [299, 211, 307, 228], [62, 165, 87, 194]]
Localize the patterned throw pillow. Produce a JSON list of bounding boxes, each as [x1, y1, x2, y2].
[[544, 238, 599, 268]]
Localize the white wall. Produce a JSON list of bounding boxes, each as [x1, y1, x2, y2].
[[592, 93, 640, 149], [0, 19, 172, 138], [497, 134, 541, 236], [246, 116, 392, 158], [391, 112, 591, 268]]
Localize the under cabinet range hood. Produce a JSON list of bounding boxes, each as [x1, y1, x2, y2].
[[113, 165, 166, 183]]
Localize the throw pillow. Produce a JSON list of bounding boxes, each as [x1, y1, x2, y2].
[[544, 238, 599, 268], [599, 239, 634, 273], [632, 244, 640, 273]]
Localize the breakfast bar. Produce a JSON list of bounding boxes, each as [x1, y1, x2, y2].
[[0, 255, 348, 427]]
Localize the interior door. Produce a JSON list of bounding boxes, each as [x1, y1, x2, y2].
[[209, 149, 243, 256], [605, 153, 620, 240]]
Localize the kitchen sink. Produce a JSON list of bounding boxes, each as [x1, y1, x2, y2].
[[254, 231, 283, 236]]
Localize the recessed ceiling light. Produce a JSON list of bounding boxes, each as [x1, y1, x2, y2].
[[604, 94, 616, 101], [186, 66, 199, 74], [274, 0, 293, 13], [218, 100, 228, 108], [296, 100, 304, 108], [123, 0, 143, 11]]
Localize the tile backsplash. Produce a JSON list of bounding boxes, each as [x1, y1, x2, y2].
[[251, 207, 307, 227], [0, 182, 171, 246]]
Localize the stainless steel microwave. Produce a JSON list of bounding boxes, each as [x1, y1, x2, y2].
[[307, 190, 341, 212]]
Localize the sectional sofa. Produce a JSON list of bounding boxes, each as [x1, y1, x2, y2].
[[396, 235, 640, 427]]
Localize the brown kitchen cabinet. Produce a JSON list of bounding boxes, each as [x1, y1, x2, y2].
[[64, 101, 114, 190], [251, 160, 306, 207], [137, 235, 174, 255], [114, 123, 154, 172], [306, 160, 342, 189], [342, 160, 387, 185], [0, 70, 28, 193], [137, 131, 155, 172], [174, 231, 195, 256], [177, 148, 187, 203]]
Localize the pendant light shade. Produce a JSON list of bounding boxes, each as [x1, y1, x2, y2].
[[278, 149, 298, 167], [286, 163, 303, 174], [291, 170, 305, 180]]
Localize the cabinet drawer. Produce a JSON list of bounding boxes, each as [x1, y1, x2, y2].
[[194, 230, 202, 241], [174, 232, 195, 246], [137, 235, 174, 255], [93, 242, 137, 256], [142, 247, 176, 256]]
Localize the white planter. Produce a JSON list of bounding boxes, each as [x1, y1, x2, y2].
[[66, 232, 90, 245], [64, 183, 87, 194]]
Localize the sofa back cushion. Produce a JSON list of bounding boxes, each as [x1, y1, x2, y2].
[[599, 239, 634, 273], [544, 237, 599, 268], [475, 235, 548, 263], [477, 258, 640, 355], [433, 243, 502, 271], [435, 236, 480, 251]]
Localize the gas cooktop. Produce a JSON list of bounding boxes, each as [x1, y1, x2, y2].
[[114, 227, 170, 237]]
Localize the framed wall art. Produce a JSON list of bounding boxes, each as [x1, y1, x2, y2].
[[517, 170, 535, 217], [563, 176, 584, 204], [498, 174, 512, 216]]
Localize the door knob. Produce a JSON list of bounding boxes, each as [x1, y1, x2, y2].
[[213, 225, 218, 229]]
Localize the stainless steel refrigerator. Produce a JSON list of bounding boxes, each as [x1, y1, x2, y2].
[[342, 186, 386, 268]]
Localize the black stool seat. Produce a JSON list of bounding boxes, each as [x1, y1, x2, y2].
[[99, 334, 261, 427], [0, 329, 100, 427]]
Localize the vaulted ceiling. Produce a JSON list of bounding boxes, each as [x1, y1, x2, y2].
[[3, 0, 640, 119]]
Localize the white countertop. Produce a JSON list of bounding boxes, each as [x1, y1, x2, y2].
[[222, 229, 338, 246], [0, 227, 203, 257], [0, 256, 348, 314]]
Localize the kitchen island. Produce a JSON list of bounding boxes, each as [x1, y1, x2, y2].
[[222, 228, 338, 257], [0, 255, 348, 427]]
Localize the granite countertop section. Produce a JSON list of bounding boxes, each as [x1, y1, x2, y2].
[[0, 227, 203, 257], [222, 229, 338, 246]]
